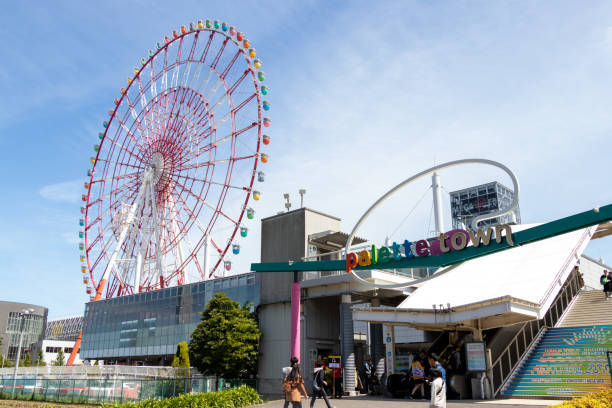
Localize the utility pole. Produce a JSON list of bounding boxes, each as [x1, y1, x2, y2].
[[12, 309, 34, 398]]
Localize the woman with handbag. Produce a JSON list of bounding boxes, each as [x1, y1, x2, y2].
[[283, 357, 308, 408]]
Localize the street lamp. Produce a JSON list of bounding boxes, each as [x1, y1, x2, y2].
[[11, 308, 34, 398]]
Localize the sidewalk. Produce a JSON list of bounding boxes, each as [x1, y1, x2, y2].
[[251, 395, 563, 408]]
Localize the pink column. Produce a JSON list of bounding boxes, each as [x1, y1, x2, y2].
[[291, 281, 301, 361]]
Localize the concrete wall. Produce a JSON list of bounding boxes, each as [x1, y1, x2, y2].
[[259, 208, 340, 304], [258, 208, 342, 394], [257, 302, 292, 395]]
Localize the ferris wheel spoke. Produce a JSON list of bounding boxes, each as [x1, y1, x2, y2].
[[95, 157, 145, 171], [167, 193, 186, 280], [90, 170, 139, 185], [149, 56, 158, 98], [226, 70, 250, 97], [220, 49, 242, 80], [147, 177, 165, 283], [211, 37, 229, 70], [171, 37, 185, 89]]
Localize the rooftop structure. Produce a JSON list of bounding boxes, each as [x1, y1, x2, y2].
[[449, 181, 521, 229]]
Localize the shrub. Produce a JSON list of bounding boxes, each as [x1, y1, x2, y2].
[[552, 389, 612, 408], [103, 384, 262, 408]]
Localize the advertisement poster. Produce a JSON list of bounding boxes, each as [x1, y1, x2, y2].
[[465, 342, 487, 372], [509, 325, 612, 397]]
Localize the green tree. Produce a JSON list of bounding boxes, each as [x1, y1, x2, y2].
[[37, 349, 46, 366], [189, 293, 261, 380], [23, 351, 31, 367], [53, 349, 65, 366], [172, 342, 190, 372]]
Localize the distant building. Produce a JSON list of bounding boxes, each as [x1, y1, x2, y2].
[[45, 316, 83, 342], [41, 339, 81, 365], [0, 301, 47, 363], [449, 181, 521, 230], [42, 316, 84, 365]]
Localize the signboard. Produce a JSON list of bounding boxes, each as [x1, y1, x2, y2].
[[328, 355, 341, 369], [345, 224, 515, 273], [514, 325, 612, 397], [465, 342, 487, 372]]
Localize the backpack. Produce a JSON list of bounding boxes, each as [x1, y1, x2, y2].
[[312, 369, 322, 391], [601, 275, 608, 285]]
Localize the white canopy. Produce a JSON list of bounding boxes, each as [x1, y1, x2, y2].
[[353, 224, 596, 330]]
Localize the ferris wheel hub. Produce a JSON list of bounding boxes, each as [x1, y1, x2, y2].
[[148, 152, 167, 186]]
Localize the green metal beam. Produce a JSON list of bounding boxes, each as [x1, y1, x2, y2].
[[251, 204, 612, 272]]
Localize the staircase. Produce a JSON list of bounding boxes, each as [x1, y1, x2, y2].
[[503, 325, 612, 397], [502, 288, 612, 398], [557, 290, 612, 327]]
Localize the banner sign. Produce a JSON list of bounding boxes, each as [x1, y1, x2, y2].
[[465, 342, 487, 372]]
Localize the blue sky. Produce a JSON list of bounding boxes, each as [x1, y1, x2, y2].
[[2, 1, 612, 319]]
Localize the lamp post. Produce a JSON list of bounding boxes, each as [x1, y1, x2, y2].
[[11, 308, 34, 398]]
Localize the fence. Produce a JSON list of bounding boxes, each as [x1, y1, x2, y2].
[[0, 376, 256, 404]]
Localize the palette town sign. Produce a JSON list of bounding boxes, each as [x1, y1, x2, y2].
[[346, 224, 515, 273], [343, 159, 520, 289]]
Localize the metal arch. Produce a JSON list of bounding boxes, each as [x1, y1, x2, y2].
[[344, 158, 520, 289]]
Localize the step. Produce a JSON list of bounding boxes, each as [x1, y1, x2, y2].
[[502, 323, 612, 398]]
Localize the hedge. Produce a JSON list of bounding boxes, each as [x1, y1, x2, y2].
[[551, 389, 612, 408], [103, 385, 262, 408]]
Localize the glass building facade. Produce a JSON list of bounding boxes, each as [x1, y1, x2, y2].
[[6, 312, 46, 360], [80, 273, 259, 363], [449, 181, 521, 230], [45, 316, 83, 341]]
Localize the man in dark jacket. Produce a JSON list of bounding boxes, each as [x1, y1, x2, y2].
[[601, 270, 610, 298], [311, 367, 334, 408]]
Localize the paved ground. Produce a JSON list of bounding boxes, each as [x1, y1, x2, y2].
[[251, 395, 564, 408]]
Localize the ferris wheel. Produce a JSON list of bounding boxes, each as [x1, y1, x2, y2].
[[79, 20, 270, 301]]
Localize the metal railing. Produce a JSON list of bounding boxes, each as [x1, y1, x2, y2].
[[491, 269, 582, 396], [0, 364, 185, 379], [0, 376, 256, 404]]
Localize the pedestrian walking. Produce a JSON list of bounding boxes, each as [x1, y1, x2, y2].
[[409, 356, 425, 399], [282, 357, 308, 408], [310, 366, 335, 408], [601, 270, 610, 298], [428, 368, 446, 408]]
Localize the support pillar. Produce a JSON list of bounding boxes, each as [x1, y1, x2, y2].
[[370, 323, 385, 380], [291, 271, 300, 361], [384, 325, 395, 377], [432, 172, 444, 236], [340, 294, 357, 395]]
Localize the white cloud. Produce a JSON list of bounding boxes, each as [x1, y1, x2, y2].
[[40, 180, 84, 203]]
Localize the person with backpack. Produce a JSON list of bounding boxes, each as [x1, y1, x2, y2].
[[427, 368, 446, 408], [310, 366, 335, 408], [409, 356, 425, 399], [601, 270, 612, 299], [282, 357, 308, 408]]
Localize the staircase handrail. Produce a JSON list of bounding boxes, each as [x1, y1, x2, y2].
[[554, 287, 582, 327], [494, 325, 547, 396], [491, 269, 581, 396]]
